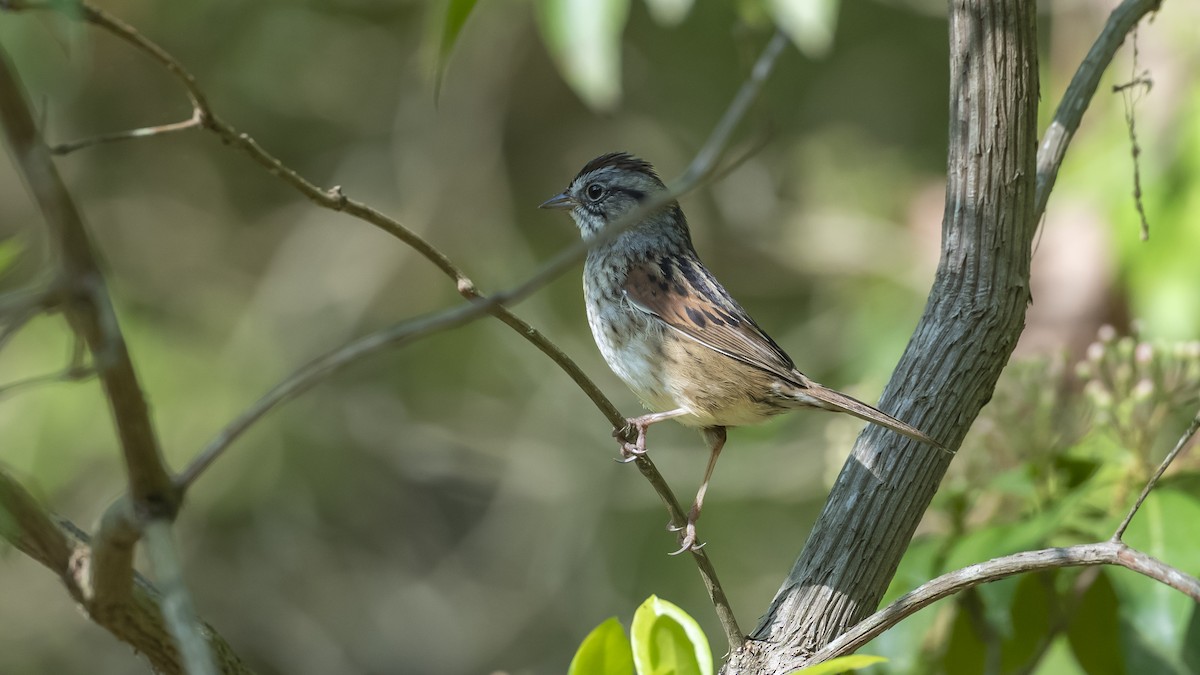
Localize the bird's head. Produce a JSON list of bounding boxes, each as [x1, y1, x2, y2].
[[540, 152, 669, 240]]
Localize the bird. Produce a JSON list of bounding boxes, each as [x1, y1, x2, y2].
[[540, 152, 942, 554]]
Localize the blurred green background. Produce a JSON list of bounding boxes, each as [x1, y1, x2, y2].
[[1, 0, 1198, 673]]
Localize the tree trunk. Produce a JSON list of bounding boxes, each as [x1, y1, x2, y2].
[[727, 0, 1039, 671]]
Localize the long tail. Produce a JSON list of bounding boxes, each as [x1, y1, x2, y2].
[[801, 382, 945, 451]]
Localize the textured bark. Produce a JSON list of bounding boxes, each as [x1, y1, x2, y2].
[[727, 1, 1039, 672]]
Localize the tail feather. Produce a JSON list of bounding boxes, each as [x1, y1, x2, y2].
[[802, 382, 945, 451]]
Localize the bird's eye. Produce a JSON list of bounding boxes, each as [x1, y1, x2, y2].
[[585, 183, 605, 201]]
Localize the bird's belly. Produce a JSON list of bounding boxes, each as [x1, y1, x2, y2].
[[586, 295, 788, 428], [586, 301, 679, 414]]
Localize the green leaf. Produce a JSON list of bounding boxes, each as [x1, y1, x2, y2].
[[1033, 635, 1089, 675], [536, 0, 631, 111], [1001, 572, 1054, 671], [1066, 571, 1126, 675], [642, 0, 692, 26], [431, 0, 480, 100], [786, 654, 886, 674], [1108, 488, 1200, 672], [1182, 604, 1200, 673], [630, 595, 711, 675], [570, 617, 634, 675], [766, 0, 839, 59], [940, 601, 985, 675]]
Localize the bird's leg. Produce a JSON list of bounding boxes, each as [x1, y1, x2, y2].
[[614, 408, 688, 462], [670, 426, 727, 555]]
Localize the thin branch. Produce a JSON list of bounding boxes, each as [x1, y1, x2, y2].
[[0, 469, 254, 674], [1112, 408, 1200, 541], [0, 43, 177, 512], [0, 363, 94, 399], [144, 520, 219, 675], [1115, 28, 1153, 241], [630, 457, 743, 652], [0, 44, 223, 672], [0, 468, 74, 573], [0, 280, 63, 352], [1034, 0, 1161, 219], [807, 541, 1200, 665], [52, 110, 202, 155]]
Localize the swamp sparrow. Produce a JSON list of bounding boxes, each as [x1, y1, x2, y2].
[[541, 152, 941, 553]]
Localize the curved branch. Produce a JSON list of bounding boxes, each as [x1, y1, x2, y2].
[[807, 541, 1200, 664], [1034, 0, 1161, 218], [0, 36, 176, 515]]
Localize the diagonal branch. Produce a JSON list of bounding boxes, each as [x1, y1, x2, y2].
[[0, 46, 219, 674], [1034, 0, 1161, 219], [0, 468, 254, 674], [1112, 408, 1200, 540], [806, 541, 1200, 665], [0, 43, 176, 514]]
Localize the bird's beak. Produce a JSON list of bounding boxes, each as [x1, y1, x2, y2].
[[539, 192, 575, 210]]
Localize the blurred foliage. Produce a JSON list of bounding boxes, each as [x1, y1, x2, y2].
[[0, 0, 1198, 673], [866, 326, 1200, 674]]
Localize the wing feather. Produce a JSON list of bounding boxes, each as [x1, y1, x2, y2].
[[622, 256, 801, 384]]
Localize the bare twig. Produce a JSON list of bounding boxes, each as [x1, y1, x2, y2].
[[0, 364, 94, 399], [1112, 409, 1200, 541], [630, 456, 743, 651], [0, 468, 73, 573], [0, 469, 254, 674], [1034, 0, 1162, 219], [807, 541, 1200, 665], [0, 44, 177, 512], [1114, 28, 1153, 241], [144, 520, 219, 675], [0, 281, 63, 351], [0, 43, 223, 671], [52, 110, 202, 155]]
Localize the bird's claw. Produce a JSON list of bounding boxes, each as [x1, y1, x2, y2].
[[615, 419, 649, 463], [616, 447, 643, 463], [668, 521, 704, 555]]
